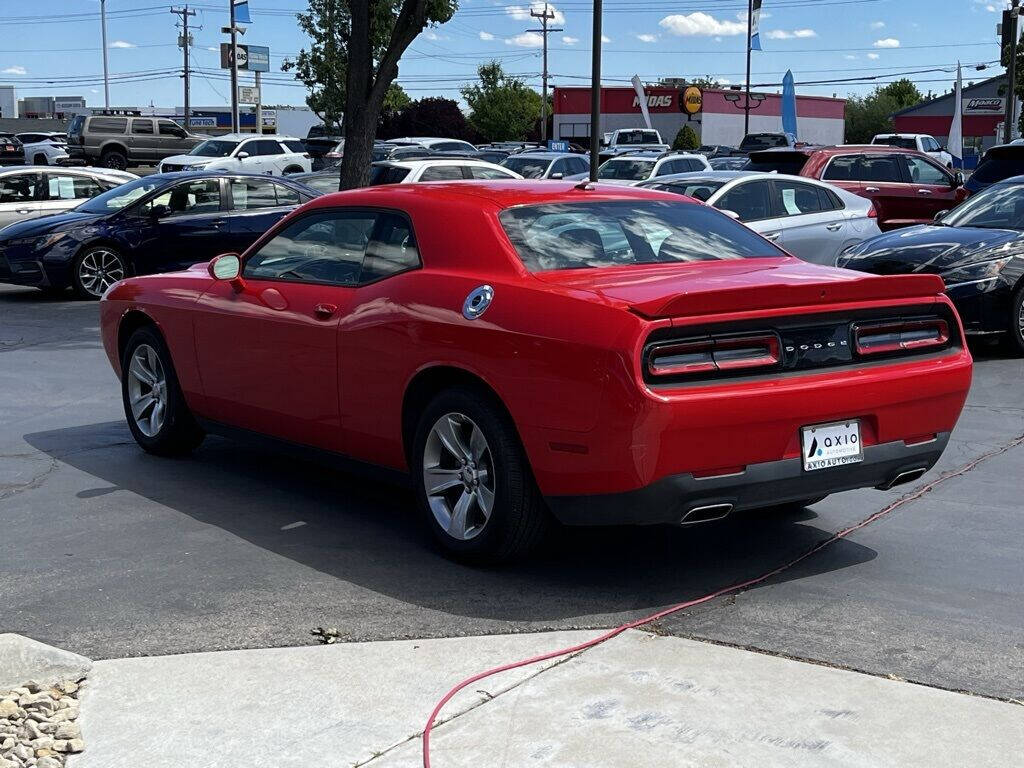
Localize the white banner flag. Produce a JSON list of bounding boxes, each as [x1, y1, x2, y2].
[[948, 63, 963, 162], [631, 75, 653, 129]]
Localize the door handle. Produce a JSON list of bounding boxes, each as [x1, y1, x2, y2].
[[825, 222, 843, 231], [865, 186, 880, 192], [763, 231, 780, 241], [15, 208, 33, 214], [313, 302, 338, 319], [210, 219, 227, 228], [917, 189, 933, 196]]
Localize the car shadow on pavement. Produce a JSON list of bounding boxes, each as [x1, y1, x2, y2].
[[24, 420, 878, 626]]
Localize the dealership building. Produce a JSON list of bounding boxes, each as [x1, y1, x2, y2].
[[553, 86, 846, 147], [891, 74, 1014, 155]]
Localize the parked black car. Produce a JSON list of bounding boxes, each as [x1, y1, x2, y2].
[[288, 170, 341, 195], [837, 175, 1024, 352], [0, 133, 24, 166], [965, 144, 1024, 194], [0, 171, 318, 299]]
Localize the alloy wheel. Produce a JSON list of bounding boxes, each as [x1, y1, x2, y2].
[[78, 249, 124, 297], [422, 412, 496, 541], [127, 344, 167, 438]]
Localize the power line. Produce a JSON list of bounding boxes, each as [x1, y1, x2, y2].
[[527, 3, 562, 142]]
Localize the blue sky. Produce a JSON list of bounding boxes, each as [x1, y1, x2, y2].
[[0, 0, 1007, 111]]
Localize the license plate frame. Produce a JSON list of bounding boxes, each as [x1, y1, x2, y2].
[[801, 419, 863, 472]]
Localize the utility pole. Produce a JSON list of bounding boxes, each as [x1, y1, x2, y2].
[[171, 6, 196, 129], [229, 0, 239, 133], [1004, 0, 1020, 143], [100, 0, 110, 109], [744, 0, 753, 135], [589, 0, 602, 181], [255, 71, 262, 135], [528, 3, 562, 143]]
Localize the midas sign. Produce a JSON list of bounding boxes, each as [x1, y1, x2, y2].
[[682, 86, 703, 115], [634, 94, 674, 109]]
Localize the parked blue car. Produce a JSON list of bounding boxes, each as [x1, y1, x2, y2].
[[0, 171, 319, 299]]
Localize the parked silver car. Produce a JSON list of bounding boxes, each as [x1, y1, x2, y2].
[[638, 171, 882, 265], [0, 166, 137, 230]]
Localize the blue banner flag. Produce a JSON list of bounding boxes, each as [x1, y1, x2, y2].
[[234, 1, 252, 24], [782, 69, 797, 141], [750, 0, 762, 51]]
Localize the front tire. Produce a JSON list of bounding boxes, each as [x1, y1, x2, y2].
[[282, 165, 302, 175], [121, 326, 204, 456], [71, 246, 127, 300], [34, 154, 48, 166], [1009, 284, 1024, 356], [413, 388, 550, 563]]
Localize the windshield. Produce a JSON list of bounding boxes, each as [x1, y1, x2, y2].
[[501, 157, 551, 179], [598, 159, 655, 180], [188, 139, 239, 158], [943, 183, 1024, 229], [873, 136, 917, 149], [499, 200, 783, 271], [740, 134, 788, 151], [369, 165, 412, 185], [76, 177, 164, 214]]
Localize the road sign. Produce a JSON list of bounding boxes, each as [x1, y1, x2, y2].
[[189, 117, 217, 128], [238, 85, 260, 104], [547, 140, 569, 152], [220, 43, 270, 72]]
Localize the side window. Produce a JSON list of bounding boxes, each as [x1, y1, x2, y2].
[[158, 120, 183, 136], [88, 118, 127, 134], [283, 140, 306, 153], [903, 156, 950, 185], [859, 155, 904, 183], [822, 156, 858, 181], [252, 140, 284, 156], [230, 178, 279, 210], [717, 180, 772, 222], [816, 187, 843, 211], [45, 173, 103, 200], [548, 159, 566, 177], [772, 181, 824, 217], [361, 212, 421, 282], [131, 120, 154, 135], [469, 165, 515, 180], [274, 183, 301, 207], [0, 173, 40, 203], [571, 157, 590, 174], [421, 165, 467, 181], [243, 210, 376, 286], [142, 179, 221, 216], [655, 160, 675, 176]]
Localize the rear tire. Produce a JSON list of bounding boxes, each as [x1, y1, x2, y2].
[[1009, 284, 1024, 356], [101, 149, 128, 171], [33, 154, 48, 166], [282, 165, 302, 175], [121, 326, 204, 456], [412, 387, 551, 564], [71, 246, 127, 300]]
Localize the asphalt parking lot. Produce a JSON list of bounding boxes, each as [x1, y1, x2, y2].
[[1, 283, 1022, 703]]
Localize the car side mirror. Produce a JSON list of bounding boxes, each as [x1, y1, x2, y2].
[[550, 172, 564, 180], [721, 209, 741, 220], [208, 253, 244, 291], [953, 171, 964, 187], [236, 151, 250, 160], [933, 210, 948, 222], [149, 204, 170, 219]]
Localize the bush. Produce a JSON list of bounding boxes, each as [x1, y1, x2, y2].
[[672, 124, 700, 151]]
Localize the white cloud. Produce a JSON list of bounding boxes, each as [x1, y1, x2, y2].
[[636, 33, 657, 43], [736, 9, 770, 20], [1, 66, 26, 75], [561, 35, 578, 44], [986, 3, 997, 9], [478, 30, 495, 40], [109, 40, 136, 49], [601, 34, 611, 43], [716, 77, 731, 85], [506, 31, 544, 47], [873, 38, 900, 48], [207, 46, 219, 52], [505, 3, 565, 25], [90, 89, 99, 94], [423, 30, 447, 41], [870, 21, 885, 29], [844, 54, 858, 60], [867, 52, 880, 59], [659, 12, 746, 37], [765, 28, 817, 39]]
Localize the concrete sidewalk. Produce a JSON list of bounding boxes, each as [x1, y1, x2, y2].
[[70, 630, 1023, 768]]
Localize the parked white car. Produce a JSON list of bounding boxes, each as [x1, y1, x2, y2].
[[638, 171, 882, 265], [871, 133, 953, 168], [387, 136, 480, 154], [369, 158, 523, 184], [596, 151, 711, 185], [17, 133, 70, 166], [158, 134, 312, 176], [0, 166, 137, 230]]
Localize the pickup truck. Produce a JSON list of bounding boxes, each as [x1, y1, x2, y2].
[[600, 129, 670, 161], [731, 132, 797, 156], [871, 133, 953, 168]]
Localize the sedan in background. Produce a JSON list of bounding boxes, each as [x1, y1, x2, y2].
[[596, 151, 710, 185], [368, 159, 522, 184], [838, 175, 1024, 352], [0, 171, 318, 299], [0, 166, 137, 229], [97, 181, 970, 563], [0, 133, 23, 167], [639, 171, 881, 265], [500, 151, 589, 180]]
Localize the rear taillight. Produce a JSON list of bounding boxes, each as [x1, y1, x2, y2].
[[867, 204, 878, 219], [647, 333, 781, 378], [853, 318, 949, 356]]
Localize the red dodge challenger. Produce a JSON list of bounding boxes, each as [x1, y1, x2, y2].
[[99, 181, 972, 562]]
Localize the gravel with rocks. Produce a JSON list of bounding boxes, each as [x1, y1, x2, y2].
[[0, 679, 84, 768]]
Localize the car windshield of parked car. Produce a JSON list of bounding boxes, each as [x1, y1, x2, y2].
[[188, 140, 239, 158], [501, 157, 551, 178], [971, 150, 1024, 184], [598, 160, 655, 181], [75, 177, 164, 214], [499, 200, 784, 271], [739, 134, 788, 151], [942, 183, 1024, 229]]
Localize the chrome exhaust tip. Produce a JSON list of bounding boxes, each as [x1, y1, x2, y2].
[[680, 502, 733, 526], [876, 467, 927, 491]]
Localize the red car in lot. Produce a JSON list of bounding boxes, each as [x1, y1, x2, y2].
[[746, 145, 968, 231], [99, 182, 972, 562]]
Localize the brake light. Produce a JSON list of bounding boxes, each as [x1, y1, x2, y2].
[[647, 333, 781, 378], [867, 203, 878, 219], [853, 318, 949, 356]]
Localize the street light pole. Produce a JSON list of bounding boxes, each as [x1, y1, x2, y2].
[[589, 0, 602, 181], [229, 0, 239, 133], [1005, 0, 1020, 143], [744, 0, 753, 135], [100, 0, 110, 109]]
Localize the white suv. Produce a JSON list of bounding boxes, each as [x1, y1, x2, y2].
[[871, 134, 953, 168], [158, 134, 312, 176], [17, 133, 70, 166], [369, 158, 523, 184], [596, 151, 711, 185]]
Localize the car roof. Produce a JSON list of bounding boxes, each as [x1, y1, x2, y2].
[[203, 133, 301, 142], [0, 165, 128, 179], [873, 133, 926, 138], [641, 170, 758, 184], [149, 169, 310, 184], [753, 144, 926, 157], [505, 151, 574, 160], [374, 158, 510, 169], [993, 174, 1024, 184]]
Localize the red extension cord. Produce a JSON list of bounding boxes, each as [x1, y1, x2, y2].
[[422, 434, 1024, 767]]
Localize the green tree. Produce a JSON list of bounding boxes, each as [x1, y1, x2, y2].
[[844, 78, 923, 143], [461, 61, 543, 142], [284, 0, 458, 189], [672, 124, 700, 150]]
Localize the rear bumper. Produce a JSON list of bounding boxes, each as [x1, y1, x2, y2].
[[546, 432, 949, 526]]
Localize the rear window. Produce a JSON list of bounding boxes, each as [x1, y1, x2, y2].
[[745, 154, 808, 175], [369, 165, 412, 185], [67, 115, 86, 138], [284, 140, 306, 153], [499, 200, 783, 272], [972, 149, 1024, 184], [739, 134, 789, 151], [88, 117, 127, 134], [598, 159, 655, 180], [642, 180, 725, 201], [299, 174, 340, 194], [872, 136, 917, 149], [502, 156, 551, 179]]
